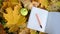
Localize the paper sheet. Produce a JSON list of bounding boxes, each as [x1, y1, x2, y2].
[[27, 7, 48, 32]]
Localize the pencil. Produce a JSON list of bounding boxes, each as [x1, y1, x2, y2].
[[35, 13, 42, 28]]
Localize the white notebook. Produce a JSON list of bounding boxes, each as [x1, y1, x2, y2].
[[27, 7, 60, 34]]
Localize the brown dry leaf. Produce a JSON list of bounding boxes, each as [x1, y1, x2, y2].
[[30, 29, 37, 34], [38, 0, 49, 8], [19, 28, 30, 34]]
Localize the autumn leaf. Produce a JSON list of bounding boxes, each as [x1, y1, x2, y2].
[[3, 4, 27, 32], [38, 0, 49, 8], [56, 2, 60, 7], [9, 0, 19, 5], [30, 30, 37, 34]]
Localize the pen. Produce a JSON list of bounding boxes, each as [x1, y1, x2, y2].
[[36, 13, 42, 28]]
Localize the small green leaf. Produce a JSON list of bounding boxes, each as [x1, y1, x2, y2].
[[20, 8, 28, 16]]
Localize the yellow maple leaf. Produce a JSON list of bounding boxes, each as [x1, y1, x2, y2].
[[3, 4, 27, 32]]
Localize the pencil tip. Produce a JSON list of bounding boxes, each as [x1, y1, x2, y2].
[[40, 25, 42, 28]]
